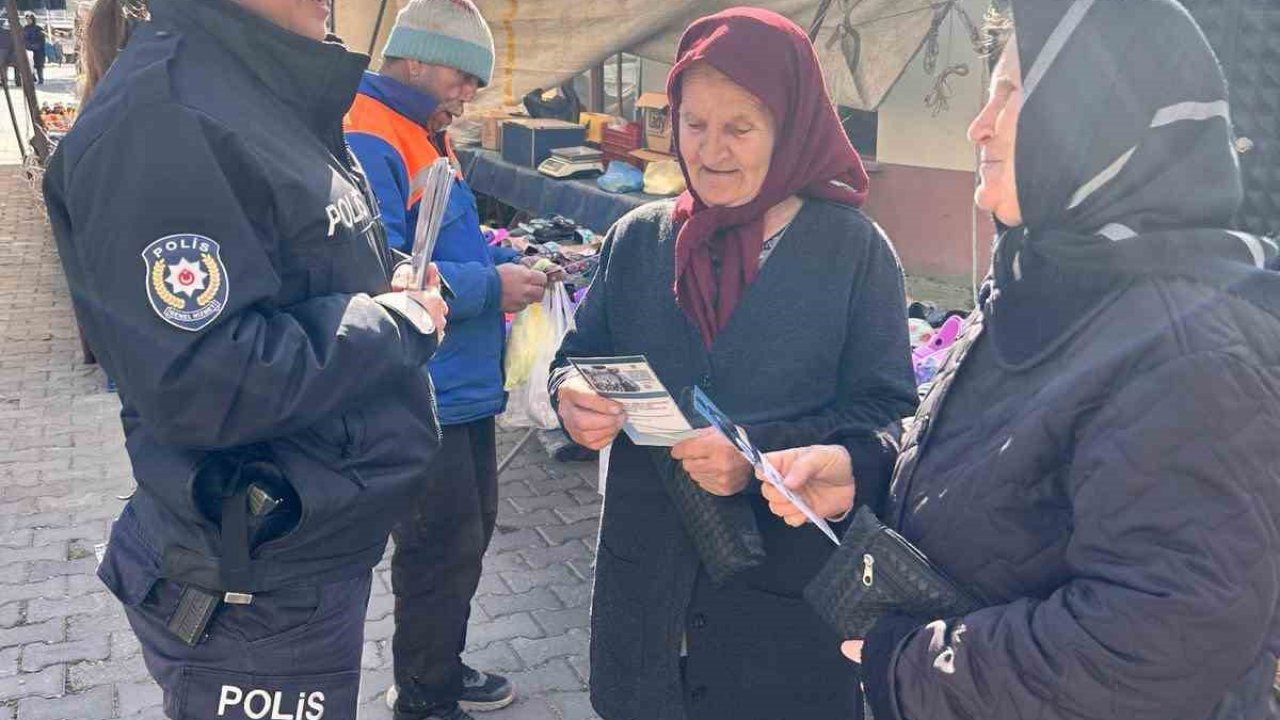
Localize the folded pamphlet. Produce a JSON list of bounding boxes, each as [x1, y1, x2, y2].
[[568, 356, 699, 447], [691, 386, 840, 545]]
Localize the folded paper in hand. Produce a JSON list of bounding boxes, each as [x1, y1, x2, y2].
[[568, 356, 699, 447], [690, 386, 840, 545]]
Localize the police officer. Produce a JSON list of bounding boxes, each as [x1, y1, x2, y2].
[[42, 0, 449, 715]]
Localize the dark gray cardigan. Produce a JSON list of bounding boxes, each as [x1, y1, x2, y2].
[[550, 199, 917, 720]]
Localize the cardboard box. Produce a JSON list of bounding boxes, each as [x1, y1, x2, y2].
[[627, 148, 677, 170], [479, 109, 522, 151], [601, 120, 643, 167], [579, 112, 616, 145], [602, 120, 643, 151], [636, 92, 672, 154], [501, 119, 587, 168]]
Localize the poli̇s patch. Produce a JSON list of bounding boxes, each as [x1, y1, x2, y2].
[[142, 234, 229, 332]]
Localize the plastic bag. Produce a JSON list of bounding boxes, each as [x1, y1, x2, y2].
[[504, 302, 549, 391], [500, 283, 576, 429], [643, 159, 686, 196], [597, 161, 645, 194]]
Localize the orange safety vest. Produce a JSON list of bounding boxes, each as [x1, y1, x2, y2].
[[344, 93, 460, 208]]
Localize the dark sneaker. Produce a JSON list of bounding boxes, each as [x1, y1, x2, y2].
[[459, 666, 515, 712], [391, 700, 474, 720], [386, 668, 514, 717]]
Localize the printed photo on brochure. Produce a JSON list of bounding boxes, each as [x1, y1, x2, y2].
[[568, 355, 699, 447]]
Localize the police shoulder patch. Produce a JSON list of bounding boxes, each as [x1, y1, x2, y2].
[[141, 234, 230, 332]]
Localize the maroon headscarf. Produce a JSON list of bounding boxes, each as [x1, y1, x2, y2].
[[668, 7, 869, 348]]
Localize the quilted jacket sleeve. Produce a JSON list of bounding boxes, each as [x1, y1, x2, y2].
[[883, 350, 1280, 720]]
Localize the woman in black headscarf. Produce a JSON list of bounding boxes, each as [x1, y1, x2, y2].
[[759, 1, 1280, 719]]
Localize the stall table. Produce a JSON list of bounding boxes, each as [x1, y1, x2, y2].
[[454, 145, 666, 234]]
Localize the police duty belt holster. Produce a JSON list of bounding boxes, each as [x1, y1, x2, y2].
[[168, 454, 289, 647], [648, 449, 766, 585]]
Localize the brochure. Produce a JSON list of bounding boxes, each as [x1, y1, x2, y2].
[[568, 355, 699, 447], [691, 386, 840, 545]]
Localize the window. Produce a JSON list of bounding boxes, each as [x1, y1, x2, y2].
[[839, 106, 878, 159]]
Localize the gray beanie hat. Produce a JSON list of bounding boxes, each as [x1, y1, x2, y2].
[[383, 0, 495, 86]]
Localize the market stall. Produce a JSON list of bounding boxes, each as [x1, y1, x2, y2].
[[331, 0, 984, 464], [335, 0, 961, 113], [456, 145, 662, 235]]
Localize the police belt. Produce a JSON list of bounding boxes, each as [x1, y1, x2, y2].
[[166, 471, 281, 646]]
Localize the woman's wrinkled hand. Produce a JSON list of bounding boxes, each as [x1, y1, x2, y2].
[[759, 445, 855, 526], [557, 374, 626, 450], [671, 428, 754, 496]]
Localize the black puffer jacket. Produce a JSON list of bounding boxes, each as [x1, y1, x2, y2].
[[878, 261, 1280, 720], [858, 2, 1280, 718], [44, 0, 442, 596]]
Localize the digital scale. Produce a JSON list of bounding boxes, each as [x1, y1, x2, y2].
[[538, 146, 606, 179]]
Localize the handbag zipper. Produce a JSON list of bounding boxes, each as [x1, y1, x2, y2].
[[878, 525, 984, 606]]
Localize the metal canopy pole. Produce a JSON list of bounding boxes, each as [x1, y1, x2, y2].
[[589, 65, 604, 113], [0, 79, 25, 162], [614, 53, 623, 116], [366, 0, 390, 56]]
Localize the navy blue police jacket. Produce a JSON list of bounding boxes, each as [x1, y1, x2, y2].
[[42, 0, 442, 596]]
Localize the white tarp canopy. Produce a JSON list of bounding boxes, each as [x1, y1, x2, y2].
[[334, 0, 975, 111]]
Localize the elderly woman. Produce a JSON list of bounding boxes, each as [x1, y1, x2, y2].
[[549, 8, 917, 720], [763, 1, 1280, 719]]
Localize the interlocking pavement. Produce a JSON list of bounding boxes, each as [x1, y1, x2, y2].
[[0, 167, 602, 720]]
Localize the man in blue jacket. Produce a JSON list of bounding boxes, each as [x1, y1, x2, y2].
[[345, 2, 557, 719]]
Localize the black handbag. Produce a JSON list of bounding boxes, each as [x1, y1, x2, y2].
[[648, 449, 766, 585], [522, 84, 581, 124], [804, 506, 982, 639]]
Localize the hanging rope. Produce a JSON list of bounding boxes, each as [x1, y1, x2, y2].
[[921, 4, 949, 74], [845, 2, 946, 31], [825, 0, 868, 106], [924, 64, 970, 115], [919, 1, 987, 114], [808, 0, 838, 42], [809, 0, 991, 113], [952, 4, 984, 53]]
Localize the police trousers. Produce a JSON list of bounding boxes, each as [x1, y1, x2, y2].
[[100, 506, 371, 720], [390, 417, 499, 708]]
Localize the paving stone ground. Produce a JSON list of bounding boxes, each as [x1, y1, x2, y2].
[[0, 167, 602, 720]]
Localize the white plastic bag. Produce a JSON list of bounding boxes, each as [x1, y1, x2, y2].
[[500, 283, 576, 430]]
